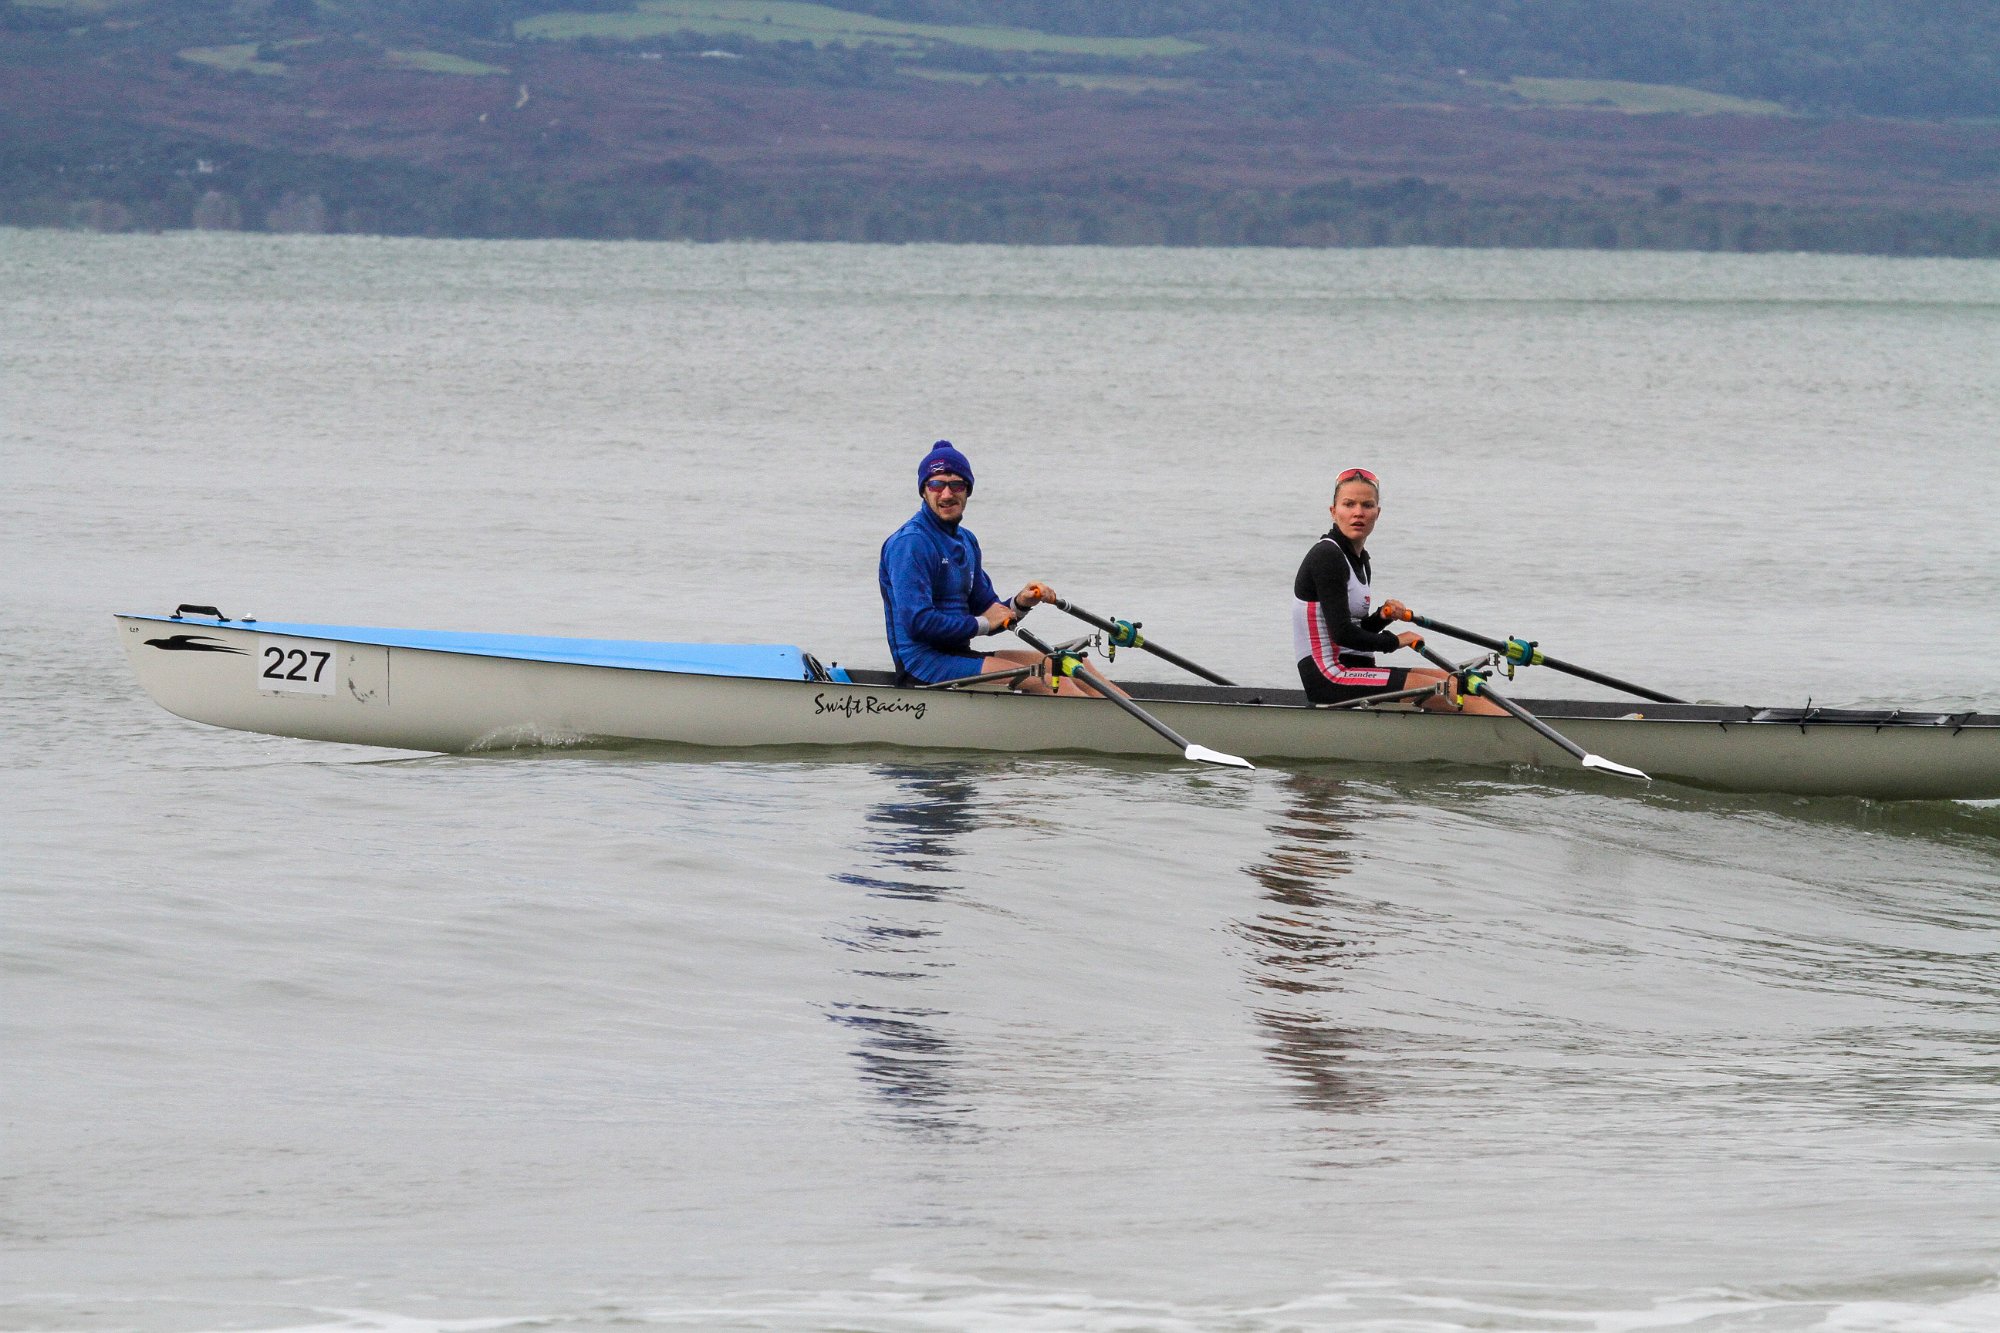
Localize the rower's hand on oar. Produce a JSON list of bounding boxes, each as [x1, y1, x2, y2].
[[978, 602, 1018, 634], [1379, 599, 1415, 623], [1395, 631, 1425, 651], [1012, 581, 1056, 610]]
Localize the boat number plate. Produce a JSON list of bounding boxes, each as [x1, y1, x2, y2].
[[257, 637, 338, 696]]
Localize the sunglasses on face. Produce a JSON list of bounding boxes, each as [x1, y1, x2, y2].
[[924, 477, 970, 495]]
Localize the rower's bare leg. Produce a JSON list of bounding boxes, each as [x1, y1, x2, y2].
[[980, 650, 1126, 700], [982, 649, 1058, 695], [1408, 667, 1507, 716]]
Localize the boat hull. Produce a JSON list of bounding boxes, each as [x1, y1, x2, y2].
[[115, 615, 2000, 801]]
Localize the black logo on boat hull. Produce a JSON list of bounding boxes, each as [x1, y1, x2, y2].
[[145, 634, 246, 655]]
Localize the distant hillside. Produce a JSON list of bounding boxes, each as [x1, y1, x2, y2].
[[12, 0, 1997, 115], [3, 0, 1999, 253], [826, 0, 2000, 118]]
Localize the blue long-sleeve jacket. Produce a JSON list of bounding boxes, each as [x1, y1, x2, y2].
[[879, 505, 1002, 683]]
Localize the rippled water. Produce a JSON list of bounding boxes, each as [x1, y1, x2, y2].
[[4, 230, 1999, 1332]]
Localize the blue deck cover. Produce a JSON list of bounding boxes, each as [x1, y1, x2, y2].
[[128, 614, 812, 680]]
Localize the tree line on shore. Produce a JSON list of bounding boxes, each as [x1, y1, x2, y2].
[[5, 129, 1996, 257]]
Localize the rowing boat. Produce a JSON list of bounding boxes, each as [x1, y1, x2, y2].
[[114, 608, 2000, 801]]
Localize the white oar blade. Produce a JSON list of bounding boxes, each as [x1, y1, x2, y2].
[[1582, 754, 1651, 782], [1185, 744, 1255, 770]]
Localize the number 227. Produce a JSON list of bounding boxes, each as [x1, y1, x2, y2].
[[261, 646, 330, 683]]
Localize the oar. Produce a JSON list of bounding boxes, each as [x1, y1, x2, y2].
[[1412, 642, 1650, 782], [1014, 626, 1253, 770], [1385, 608, 1684, 704], [1051, 597, 1236, 686]]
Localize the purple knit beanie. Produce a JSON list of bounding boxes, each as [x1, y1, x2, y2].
[[917, 440, 974, 493]]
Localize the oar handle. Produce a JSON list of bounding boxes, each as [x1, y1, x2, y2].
[[1394, 610, 1685, 704], [1052, 597, 1236, 686]]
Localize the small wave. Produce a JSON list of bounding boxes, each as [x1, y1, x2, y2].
[[712, 1271, 2000, 1333], [465, 724, 598, 751], [0, 1306, 559, 1333], [112, 1271, 2000, 1333]]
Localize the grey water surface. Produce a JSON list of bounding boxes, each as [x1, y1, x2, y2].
[[4, 229, 2000, 1332]]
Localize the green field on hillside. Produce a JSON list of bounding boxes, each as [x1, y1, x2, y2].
[[177, 44, 287, 75], [903, 68, 1195, 93], [386, 49, 510, 75], [177, 43, 506, 77], [516, 0, 1202, 58], [1502, 77, 1787, 116]]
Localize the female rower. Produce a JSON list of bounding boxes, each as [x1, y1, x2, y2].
[[1292, 467, 1504, 714]]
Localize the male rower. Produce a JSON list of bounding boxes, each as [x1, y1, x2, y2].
[[878, 440, 1084, 693]]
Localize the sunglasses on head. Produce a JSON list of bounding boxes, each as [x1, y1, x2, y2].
[[1336, 467, 1378, 484], [924, 477, 970, 494]]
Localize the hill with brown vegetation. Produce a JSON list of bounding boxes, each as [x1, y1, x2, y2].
[[5, 0, 1999, 252]]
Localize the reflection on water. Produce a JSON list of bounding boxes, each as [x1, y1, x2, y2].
[[831, 766, 983, 901], [1238, 773, 1384, 1113], [820, 1000, 963, 1122], [824, 764, 985, 1134]]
